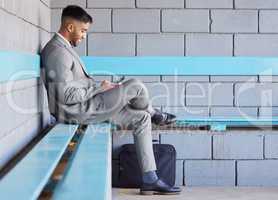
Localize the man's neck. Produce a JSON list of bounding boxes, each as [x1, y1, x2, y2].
[[57, 31, 72, 47]]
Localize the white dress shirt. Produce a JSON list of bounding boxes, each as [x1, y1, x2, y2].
[[56, 32, 72, 47]]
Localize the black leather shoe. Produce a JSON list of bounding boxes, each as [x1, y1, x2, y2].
[[140, 179, 181, 195], [151, 109, 176, 125]]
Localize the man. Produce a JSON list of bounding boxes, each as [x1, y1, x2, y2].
[[41, 5, 181, 195]]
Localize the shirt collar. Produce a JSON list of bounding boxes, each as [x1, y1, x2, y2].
[[56, 32, 72, 47]]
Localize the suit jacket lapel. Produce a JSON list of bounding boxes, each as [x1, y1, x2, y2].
[[53, 34, 90, 77]]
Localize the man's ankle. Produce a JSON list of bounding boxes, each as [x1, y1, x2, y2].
[[142, 170, 158, 184]]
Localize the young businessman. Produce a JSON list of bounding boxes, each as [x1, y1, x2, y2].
[[41, 5, 181, 195]]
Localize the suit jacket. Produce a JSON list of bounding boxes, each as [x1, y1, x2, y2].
[[40, 33, 105, 124]]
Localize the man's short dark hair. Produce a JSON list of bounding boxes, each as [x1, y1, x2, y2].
[[62, 5, 93, 23]]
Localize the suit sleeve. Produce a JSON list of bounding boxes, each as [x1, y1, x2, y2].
[[45, 49, 105, 105]]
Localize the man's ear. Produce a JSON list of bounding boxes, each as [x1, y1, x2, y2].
[[66, 23, 74, 33]]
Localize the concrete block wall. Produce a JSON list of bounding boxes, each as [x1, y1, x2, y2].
[[0, 0, 51, 53], [50, 0, 278, 56], [112, 130, 278, 186], [0, 1, 51, 168], [0, 79, 50, 168]]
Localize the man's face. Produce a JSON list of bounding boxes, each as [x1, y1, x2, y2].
[[69, 20, 90, 47]]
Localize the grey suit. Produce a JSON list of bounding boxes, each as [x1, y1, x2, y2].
[[41, 33, 156, 172]]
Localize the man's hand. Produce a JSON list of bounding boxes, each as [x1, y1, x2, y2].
[[100, 80, 119, 91]]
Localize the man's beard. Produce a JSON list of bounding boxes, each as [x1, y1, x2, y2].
[[70, 35, 81, 47]]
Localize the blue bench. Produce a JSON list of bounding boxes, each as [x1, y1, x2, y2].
[[82, 56, 278, 131], [52, 124, 111, 200], [0, 124, 78, 199], [0, 51, 111, 199], [2, 52, 278, 198]]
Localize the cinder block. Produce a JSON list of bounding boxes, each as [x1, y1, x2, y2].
[[0, 86, 42, 139], [184, 160, 235, 186], [186, 34, 233, 56], [210, 107, 258, 118], [211, 10, 258, 33], [211, 76, 258, 82], [52, 8, 111, 32], [162, 76, 209, 82], [265, 134, 278, 159], [235, 34, 278, 56], [51, 9, 62, 32], [50, 0, 86, 8], [0, 10, 29, 52], [237, 160, 278, 186], [39, 30, 51, 51], [0, 113, 42, 168], [0, 10, 7, 50], [161, 132, 212, 159], [3, 0, 17, 14], [0, 78, 39, 95], [137, 34, 184, 56], [186, 0, 233, 8], [40, 0, 50, 7], [186, 83, 233, 106], [87, 0, 135, 8], [87, 9, 111, 32], [112, 130, 159, 159], [259, 76, 278, 82], [235, 0, 278, 9], [235, 83, 278, 106], [10, 20, 39, 53], [113, 9, 160, 33], [14, 0, 25, 19], [123, 76, 160, 83], [39, 1, 51, 32], [137, 0, 184, 8], [162, 9, 209, 32], [259, 107, 278, 118], [144, 82, 186, 106], [14, 21, 29, 52], [213, 134, 263, 159], [162, 106, 209, 119], [26, 23, 40, 53], [176, 160, 184, 186], [16, 0, 39, 26], [260, 10, 278, 33], [88, 33, 135, 56]]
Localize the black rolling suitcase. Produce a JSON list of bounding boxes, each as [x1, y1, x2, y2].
[[115, 144, 176, 188]]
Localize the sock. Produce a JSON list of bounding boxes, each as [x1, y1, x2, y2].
[[142, 170, 158, 184]]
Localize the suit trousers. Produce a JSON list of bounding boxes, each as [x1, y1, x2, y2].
[[95, 78, 157, 173]]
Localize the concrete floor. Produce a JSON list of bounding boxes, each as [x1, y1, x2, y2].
[[112, 187, 278, 200]]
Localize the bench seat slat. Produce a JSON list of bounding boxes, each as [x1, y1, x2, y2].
[[177, 118, 278, 126], [176, 118, 278, 131], [0, 124, 78, 200], [52, 123, 111, 200]]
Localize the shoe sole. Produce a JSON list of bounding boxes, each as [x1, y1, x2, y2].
[[156, 120, 176, 126], [140, 190, 181, 195]]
